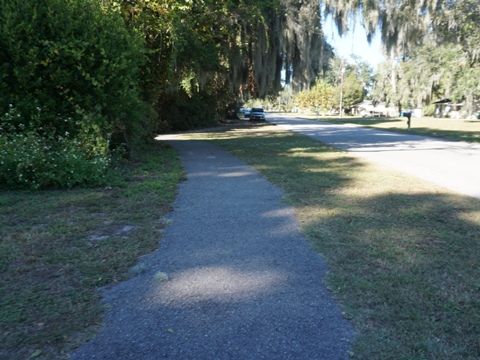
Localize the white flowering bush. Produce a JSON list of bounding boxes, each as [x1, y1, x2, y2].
[[0, 109, 113, 189]]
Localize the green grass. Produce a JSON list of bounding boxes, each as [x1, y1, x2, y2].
[[187, 124, 480, 360], [303, 114, 480, 143], [3, 120, 480, 359], [0, 141, 185, 360]]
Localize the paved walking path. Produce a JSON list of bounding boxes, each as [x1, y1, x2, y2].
[[269, 115, 480, 200], [71, 138, 354, 359]]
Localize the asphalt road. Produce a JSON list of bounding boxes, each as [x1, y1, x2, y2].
[[71, 138, 354, 359], [269, 115, 480, 200]]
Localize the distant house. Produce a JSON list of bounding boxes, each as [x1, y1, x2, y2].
[[350, 100, 398, 117], [433, 99, 464, 118], [411, 108, 423, 118]]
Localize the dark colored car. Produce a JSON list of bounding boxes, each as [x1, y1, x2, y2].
[[249, 107, 265, 121]]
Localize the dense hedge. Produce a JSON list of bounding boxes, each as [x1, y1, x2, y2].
[[0, 0, 155, 188]]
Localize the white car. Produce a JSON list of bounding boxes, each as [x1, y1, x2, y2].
[[249, 107, 265, 121]]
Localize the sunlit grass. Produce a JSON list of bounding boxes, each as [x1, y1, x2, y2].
[[187, 124, 480, 359]]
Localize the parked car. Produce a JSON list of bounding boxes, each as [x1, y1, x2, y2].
[[249, 107, 265, 121], [243, 108, 251, 118]]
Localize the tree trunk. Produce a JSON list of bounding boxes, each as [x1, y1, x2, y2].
[[225, 101, 239, 119]]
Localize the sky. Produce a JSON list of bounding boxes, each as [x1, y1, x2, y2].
[[322, 15, 385, 69]]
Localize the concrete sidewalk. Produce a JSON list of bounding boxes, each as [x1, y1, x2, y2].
[[269, 115, 480, 200], [71, 138, 354, 359]]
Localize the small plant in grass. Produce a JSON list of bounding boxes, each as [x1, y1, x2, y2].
[[0, 107, 115, 189]]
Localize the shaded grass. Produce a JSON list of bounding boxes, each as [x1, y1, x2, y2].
[[187, 124, 480, 359], [308, 115, 480, 144], [0, 141, 185, 360]]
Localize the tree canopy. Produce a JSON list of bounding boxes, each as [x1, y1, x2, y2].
[[323, 0, 480, 113], [324, 0, 479, 59]]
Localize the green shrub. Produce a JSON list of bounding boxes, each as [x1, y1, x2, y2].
[[0, 0, 154, 157]]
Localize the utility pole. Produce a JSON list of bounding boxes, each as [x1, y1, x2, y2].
[[339, 59, 345, 118]]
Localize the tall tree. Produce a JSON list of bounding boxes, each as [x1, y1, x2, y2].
[[293, 79, 335, 111], [112, 0, 335, 130], [324, 0, 480, 63], [335, 72, 364, 108]]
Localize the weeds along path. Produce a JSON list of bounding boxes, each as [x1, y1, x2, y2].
[[71, 138, 354, 359]]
